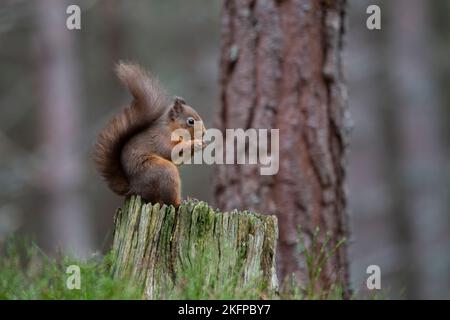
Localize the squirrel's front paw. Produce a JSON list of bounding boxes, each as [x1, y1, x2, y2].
[[192, 139, 205, 151]]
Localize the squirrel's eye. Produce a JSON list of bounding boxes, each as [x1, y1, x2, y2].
[[186, 117, 195, 126]]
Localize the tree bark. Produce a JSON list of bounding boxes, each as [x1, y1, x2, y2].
[[214, 0, 350, 296], [111, 196, 278, 299]]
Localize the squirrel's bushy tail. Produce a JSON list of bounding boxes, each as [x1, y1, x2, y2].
[[93, 62, 169, 195]]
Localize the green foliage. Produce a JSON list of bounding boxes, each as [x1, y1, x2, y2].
[[0, 239, 141, 300], [0, 238, 271, 300], [1, 227, 356, 300], [279, 226, 347, 300], [299, 226, 347, 299]]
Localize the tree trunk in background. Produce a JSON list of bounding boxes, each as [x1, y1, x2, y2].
[[432, 2, 450, 298], [215, 0, 351, 296], [387, 0, 447, 299], [35, 0, 93, 256], [101, 1, 123, 66]]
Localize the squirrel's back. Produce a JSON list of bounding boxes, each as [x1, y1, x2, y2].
[[93, 62, 170, 195]]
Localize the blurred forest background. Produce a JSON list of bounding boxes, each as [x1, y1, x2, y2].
[[0, 0, 449, 299]]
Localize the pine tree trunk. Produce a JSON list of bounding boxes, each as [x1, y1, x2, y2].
[[111, 196, 278, 299], [215, 0, 351, 297], [35, 0, 92, 257]]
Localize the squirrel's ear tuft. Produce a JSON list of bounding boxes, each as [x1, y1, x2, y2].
[[174, 96, 186, 106], [169, 96, 185, 119]]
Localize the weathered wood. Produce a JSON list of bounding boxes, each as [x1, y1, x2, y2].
[[111, 195, 278, 299]]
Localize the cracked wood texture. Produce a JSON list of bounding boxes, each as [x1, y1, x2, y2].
[[214, 0, 351, 296], [111, 196, 278, 299]]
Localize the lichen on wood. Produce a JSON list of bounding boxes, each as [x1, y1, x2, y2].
[[111, 195, 279, 299]]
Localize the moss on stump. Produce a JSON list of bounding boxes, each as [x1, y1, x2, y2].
[[111, 196, 279, 299]]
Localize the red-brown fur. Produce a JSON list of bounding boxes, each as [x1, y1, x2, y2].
[[93, 62, 205, 206]]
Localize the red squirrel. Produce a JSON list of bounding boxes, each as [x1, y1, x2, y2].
[[93, 62, 205, 207]]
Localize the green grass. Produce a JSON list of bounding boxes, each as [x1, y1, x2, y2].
[[0, 238, 269, 300], [297, 226, 347, 299], [0, 239, 142, 300], [0, 228, 358, 300], [278, 226, 348, 300]]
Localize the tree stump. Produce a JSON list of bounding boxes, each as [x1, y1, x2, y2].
[[111, 196, 279, 299]]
